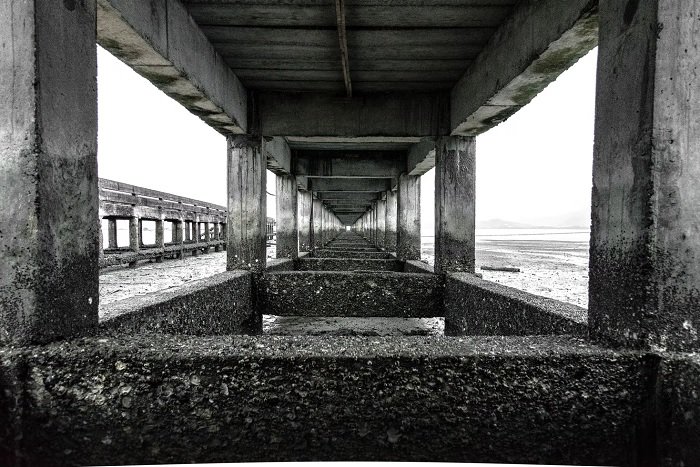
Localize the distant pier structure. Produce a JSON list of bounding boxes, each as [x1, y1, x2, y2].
[[1, 0, 699, 465]]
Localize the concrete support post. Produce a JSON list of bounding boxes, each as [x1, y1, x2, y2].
[[298, 190, 312, 252], [213, 223, 222, 252], [155, 218, 165, 262], [397, 173, 421, 260], [376, 200, 386, 250], [589, 0, 700, 352], [312, 199, 323, 250], [202, 221, 210, 253], [129, 217, 140, 266], [385, 190, 398, 252], [276, 174, 299, 259], [176, 220, 185, 259], [107, 219, 118, 249], [227, 135, 266, 272], [192, 219, 201, 257], [0, 0, 98, 344], [435, 136, 476, 274]]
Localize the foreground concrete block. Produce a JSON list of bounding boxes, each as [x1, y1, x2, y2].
[[0, 335, 651, 465], [590, 0, 700, 351], [260, 271, 442, 317], [227, 136, 266, 272], [99, 271, 254, 335], [0, 0, 99, 344], [444, 274, 587, 336]]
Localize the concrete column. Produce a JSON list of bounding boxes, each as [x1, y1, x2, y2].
[[175, 220, 185, 259], [385, 190, 398, 252], [202, 221, 210, 253], [397, 173, 421, 260], [213, 223, 222, 252], [129, 217, 141, 266], [0, 0, 98, 344], [191, 219, 201, 257], [435, 136, 476, 274], [227, 135, 266, 272], [155, 218, 165, 262], [276, 174, 298, 259], [312, 198, 323, 249], [589, 0, 700, 352], [376, 200, 386, 250], [298, 190, 312, 252], [107, 219, 118, 249]]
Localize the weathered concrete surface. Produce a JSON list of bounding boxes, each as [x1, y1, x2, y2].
[[263, 316, 444, 337], [451, 0, 598, 135], [0, 335, 653, 465], [658, 354, 700, 466], [444, 273, 587, 337], [312, 199, 323, 249], [0, 0, 99, 345], [276, 174, 298, 259], [297, 258, 402, 272], [397, 174, 421, 261], [298, 190, 312, 252], [375, 200, 386, 249], [265, 258, 295, 272], [403, 260, 435, 274], [407, 139, 436, 176], [384, 190, 398, 252], [313, 250, 393, 260], [260, 272, 442, 318], [99, 271, 254, 335], [589, 0, 700, 352], [264, 136, 291, 174], [227, 136, 267, 272], [259, 92, 450, 137], [435, 136, 476, 274], [97, 0, 247, 134], [310, 178, 392, 193]]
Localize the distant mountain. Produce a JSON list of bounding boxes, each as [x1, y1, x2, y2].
[[477, 218, 545, 229], [476, 210, 591, 230]]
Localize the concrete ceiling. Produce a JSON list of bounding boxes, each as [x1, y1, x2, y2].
[[182, 0, 520, 94]]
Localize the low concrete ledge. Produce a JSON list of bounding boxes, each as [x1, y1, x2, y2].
[[99, 271, 254, 335], [100, 241, 224, 268], [260, 271, 443, 317], [297, 258, 403, 272], [403, 260, 435, 274], [0, 335, 652, 465], [265, 258, 295, 272], [444, 273, 587, 336], [313, 250, 393, 259]]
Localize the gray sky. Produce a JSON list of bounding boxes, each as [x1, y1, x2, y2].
[[97, 46, 598, 230]]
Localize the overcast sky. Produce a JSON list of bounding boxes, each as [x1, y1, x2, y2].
[[97, 46, 598, 231]]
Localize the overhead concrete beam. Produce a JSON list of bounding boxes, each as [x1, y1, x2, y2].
[[318, 192, 379, 201], [97, 0, 247, 135], [450, 0, 598, 136], [295, 152, 405, 178], [407, 139, 436, 176], [259, 92, 450, 137], [264, 137, 291, 175], [310, 178, 392, 193]]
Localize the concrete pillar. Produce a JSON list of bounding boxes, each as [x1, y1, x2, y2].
[[435, 136, 476, 274], [175, 220, 185, 259], [107, 219, 118, 249], [298, 190, 312, 252], [227, 135, 266, 272], [312, 198, 323, 249], [376, 200, 386, 250], [213, 222, 222, 252], [129, 217, 141, 266], [155, 218, 165, 262], [276, 174, 298, 259], [397, 173, 421, 260], [0, 0, 98, 344], [589, 0, 700, 352], [385, 190, 398, 252]]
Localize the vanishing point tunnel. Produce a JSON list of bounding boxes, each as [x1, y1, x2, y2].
[[1, 0, 699, 465]]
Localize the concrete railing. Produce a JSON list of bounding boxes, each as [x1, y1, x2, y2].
[[99, 179, 275, 268]]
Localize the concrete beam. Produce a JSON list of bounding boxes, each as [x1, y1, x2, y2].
[[318, 192, 379, 201], [450, 0, 598, 136], [97, 0, 247, 135], [264, 137, 291, 175], [310, 178, 392, 193], [407, 139, 436, 176], [294, 151, 405, 178], [0, 0, 99, 344], [259, 92, 450, 137]]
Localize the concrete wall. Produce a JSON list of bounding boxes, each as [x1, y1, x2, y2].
[[444, 273, 587, 337], [0, 335, 653, 465], [99, 271, 254, 335]]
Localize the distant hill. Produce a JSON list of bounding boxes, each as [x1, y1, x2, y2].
[[477, 218, 546, 229]]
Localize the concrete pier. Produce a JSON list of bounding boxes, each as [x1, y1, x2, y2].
[[298, 190, 312, 252], [276, 174, 298, 259], [385, 190, 398, 252], [397, 174, 421, 261]]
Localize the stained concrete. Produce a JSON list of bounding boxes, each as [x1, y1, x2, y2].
[[396, 174, 421, 261], [298, 190, 312, 252], [313, 250, 393, 259], [260, 271, 442, 318], [444, 273, 587, 337], [0, 0, 99, 345], [589, 0, 700, 352], [384, 190, 398, 251], [0, 335, 653, 465], [100, 271, 254, 336], [297, 258, 403, 272], [275, 174, 298, 259]]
